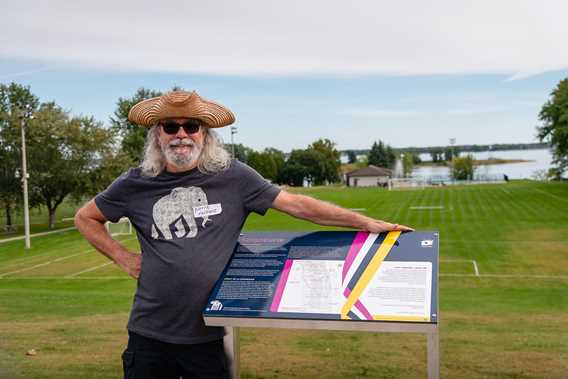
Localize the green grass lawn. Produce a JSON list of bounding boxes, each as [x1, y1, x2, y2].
[[0, 181, 567, 378]]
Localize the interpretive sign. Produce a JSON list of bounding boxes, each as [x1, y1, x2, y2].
[[204, 231, 438, 323]]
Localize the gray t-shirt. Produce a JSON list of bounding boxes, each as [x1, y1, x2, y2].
[[95, 160, 281, 344]]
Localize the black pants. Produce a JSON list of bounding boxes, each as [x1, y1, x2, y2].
[[122, 331, 230, 379]]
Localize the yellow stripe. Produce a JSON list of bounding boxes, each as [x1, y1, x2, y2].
[[341, 231, 401, 320], [372, 315, 430, 322]]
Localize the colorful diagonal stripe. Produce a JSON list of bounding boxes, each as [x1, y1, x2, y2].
[[340, 231, 401, 320]]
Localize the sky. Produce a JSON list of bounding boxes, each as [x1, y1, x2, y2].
[[1, 0, 568, 152]]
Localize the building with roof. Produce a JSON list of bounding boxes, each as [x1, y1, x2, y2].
[[345, 165, 392, 187]]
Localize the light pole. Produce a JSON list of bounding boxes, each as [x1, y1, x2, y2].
[[230, 126, 238, 159], [19, 104, 33, 249]]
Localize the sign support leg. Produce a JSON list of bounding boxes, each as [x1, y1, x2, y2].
[[427, 329, 439, 379], [224, 327, 240, 379]]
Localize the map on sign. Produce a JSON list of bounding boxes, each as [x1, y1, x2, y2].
[[203, 231, 438, 323]]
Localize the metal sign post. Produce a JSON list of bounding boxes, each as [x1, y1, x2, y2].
[[213, 320, 439, 379]]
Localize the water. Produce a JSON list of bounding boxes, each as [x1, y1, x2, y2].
[[413, 149, 554, 180]]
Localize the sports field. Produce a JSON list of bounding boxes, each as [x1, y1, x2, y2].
[[1, 180, 567, 378]]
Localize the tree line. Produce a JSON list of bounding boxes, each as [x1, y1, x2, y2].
[[2, 77, 567, 229]]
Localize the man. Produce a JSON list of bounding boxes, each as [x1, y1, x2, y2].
[[75, 90, 412, 379]]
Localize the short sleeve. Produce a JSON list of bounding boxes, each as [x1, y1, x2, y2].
[[94, 170, 132, 222], [237, 161, 281, 215]]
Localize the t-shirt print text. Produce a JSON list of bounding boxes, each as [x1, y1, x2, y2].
[[150, 186, 222, 240]]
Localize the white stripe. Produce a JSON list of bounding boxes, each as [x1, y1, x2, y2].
[[0, 237, 137, 278], [472, 260, 480, 276], [0, 251, 91, 277], [440, 273, 568, 279], [65, 261, 114, 278], [342, 233, 379, 289], [440, 259, 480, 276]]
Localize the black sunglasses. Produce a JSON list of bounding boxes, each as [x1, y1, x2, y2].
[[159, 120, 201, 135]]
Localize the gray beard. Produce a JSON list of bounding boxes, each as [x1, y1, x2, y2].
[[161, 138, 202, 169]]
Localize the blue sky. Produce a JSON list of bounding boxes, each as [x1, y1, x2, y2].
[[2, 1, 568, 152]]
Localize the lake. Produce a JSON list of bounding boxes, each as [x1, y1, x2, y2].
[[413, 149, 554, 180]]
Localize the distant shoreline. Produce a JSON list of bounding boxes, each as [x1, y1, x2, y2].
[[418, 158, 534, 167]]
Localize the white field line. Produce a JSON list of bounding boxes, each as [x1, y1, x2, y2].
[[440, 273, 568, 279], [0, 236, 137, 278], [531, 187, 568, 203], [0, 235, 134, 269], [409, 206, 445, 210], [65, 261, 113, 278], [440, 259, 479, 276], [0, 251, 92, 278], [0, 227, 77, 243]]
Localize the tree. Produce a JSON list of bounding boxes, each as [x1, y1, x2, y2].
[[451, 154, 475, 180], [430, 148, 443, 163], [347, 150, 357, 164], [368, 141, 387, 167], [247, 150, 278, 182], [402, 153, 415, 177], [27, 103, 114, 228], [263, 148, 285, 183], [224, 143, 253, 163], [368, 140, 396, 169], [309, 139, 341, 184], [385, 145, 396, 169], [0, 83, 39, 229], [110, 88, 163, 164], [444, 147, 459, 162], [538, 78, 568, 176], [280, 149, 323, 186]]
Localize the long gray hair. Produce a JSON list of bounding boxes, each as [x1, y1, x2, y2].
[[140, 125, 231, 177]]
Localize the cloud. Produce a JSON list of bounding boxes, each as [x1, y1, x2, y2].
[[2, 0, 568, 78]]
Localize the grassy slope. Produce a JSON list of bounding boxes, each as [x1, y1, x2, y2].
[[0, 181, 567, 378]]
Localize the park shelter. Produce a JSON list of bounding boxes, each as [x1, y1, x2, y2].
[[345, 165, 392, 187]]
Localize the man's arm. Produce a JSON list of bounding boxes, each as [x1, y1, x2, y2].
[[271, 191, 413, 233], [74, 199, 141, 279]]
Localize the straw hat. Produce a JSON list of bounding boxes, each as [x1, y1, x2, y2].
[[128, 90, 235, 128]]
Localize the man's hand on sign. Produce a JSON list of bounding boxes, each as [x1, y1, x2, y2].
[[363, 219, 414, 233], [115, 251, 142, 279], [271, 191, 414, 233]]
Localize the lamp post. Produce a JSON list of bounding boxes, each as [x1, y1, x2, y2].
[[230, 126, 238, 159], [19, 104, 33, 249]]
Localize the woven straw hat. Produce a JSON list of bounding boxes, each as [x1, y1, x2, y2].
[[128, 90, 235, 128]]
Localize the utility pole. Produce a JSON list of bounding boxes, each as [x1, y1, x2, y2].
[[230, 126, 238, 159], [19, 104, 33, 249]]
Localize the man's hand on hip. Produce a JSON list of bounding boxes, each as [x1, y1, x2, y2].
[[115, 251, 142, 279]]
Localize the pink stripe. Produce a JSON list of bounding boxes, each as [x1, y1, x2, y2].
[[342, 231, 369, 281], [270, 260, 293, 312], [354, 300, 374, 320], [343, 288, 373, 320]]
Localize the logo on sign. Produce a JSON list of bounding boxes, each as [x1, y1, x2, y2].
[[421, 240, 433, 247], [210, 300, 223, 311]]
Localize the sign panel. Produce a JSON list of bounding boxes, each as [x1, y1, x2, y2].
[[204, 231, 438, 323]]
